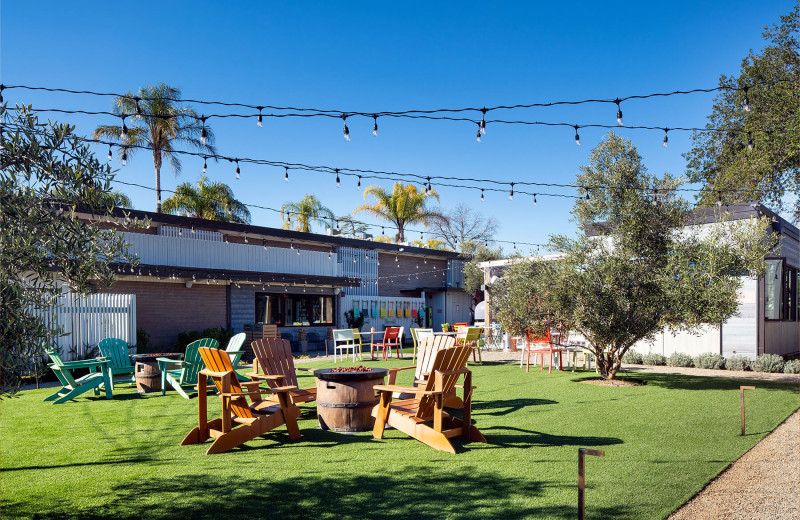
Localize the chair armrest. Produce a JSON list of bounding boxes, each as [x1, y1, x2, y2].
[[263, 385, 298, 394], [433, 368, 470, 377], [240, 381, 261, 390], [220, 391, 264, 398], [455, 384, 477, 390], [57, 358, 110, 369], [250, 374, 287, 382], [296, 367, 313, 372], [373, 384, 439, 395], [388, 366, 417, 373], [156, 357, 183, 370], [200, 368, 234, 378]]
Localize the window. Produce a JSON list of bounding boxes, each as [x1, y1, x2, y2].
[[255, 293, 335, 326], [765, 258, 797, 321]]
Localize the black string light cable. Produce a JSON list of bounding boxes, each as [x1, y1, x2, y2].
[[2, 118, 761, 200]]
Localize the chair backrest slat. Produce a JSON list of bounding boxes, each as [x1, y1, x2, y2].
[[415, 335, 455, 380], [416, 344, 471, 418], [182, 338, 220, 385], [225, 332, 247, 353], [198, 347, 252, 419], [251, 338, 299, 388], [98, 338, 131, 369], [46, 349, 78, 388], [333, 329, 355, 343]]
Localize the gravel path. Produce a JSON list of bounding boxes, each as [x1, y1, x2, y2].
[[668, 411, 799, 520]]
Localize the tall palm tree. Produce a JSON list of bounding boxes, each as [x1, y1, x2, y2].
[[162, 176, 250, 223], [353, 182, 446, 243], [93, 83, 216, 213], [280, 194, 334, 232]]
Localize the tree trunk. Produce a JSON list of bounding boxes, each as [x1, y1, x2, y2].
[[153, 149, 162, 213], [595, 348, 622, 380]]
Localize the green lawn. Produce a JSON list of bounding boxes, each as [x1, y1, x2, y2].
[[2, 360, 797, 520]]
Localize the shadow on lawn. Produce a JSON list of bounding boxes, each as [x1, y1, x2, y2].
[[3, 465, 632, 520], [630, 372, 798, 392], [483, 426, 624, 450], [472, 398, 558, 416]]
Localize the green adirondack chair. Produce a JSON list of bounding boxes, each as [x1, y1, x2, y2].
[[224, 332, 248, 382], [98, 338, 135, 388], [43, 349, 113, 404], [158, 338, 219, 399]]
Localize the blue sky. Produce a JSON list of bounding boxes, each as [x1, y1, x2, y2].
[[2, 1, 794, 253]]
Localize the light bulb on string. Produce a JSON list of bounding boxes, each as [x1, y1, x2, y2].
[[120, 117, 128, 140], [574, 125, 580, 146], [244, 234, 248, 244], [479, 108, 487, 135], [509, 183, 514, 201], [263, 239, 268, 251], [121, 148, 128, 166], [743, 86, 750, 112], [615, 99, 623, 126], [481, 189, 485, 202], [663, 128, 669, 147], [235, 159, 240, 179], [426, 177, 432, 195], [717, 191, 723, 206], [372, 115, 378, 136], [476, 124, 482, 142], [357, 176, 362, 190], [747, 131, 753, 151], [0, 85, 4, 103], [202, 156, 207, 173], [257, 107, 263, 127], [381, 227, 385, 236], [533, 193, 538, 206], [107, 145, 113, 161], [342, 114, 350, 141], [200, 117, 208, 144], [651, 189, 658, 206], [284, 166, 289, 183], [335, 169, 341, 188]]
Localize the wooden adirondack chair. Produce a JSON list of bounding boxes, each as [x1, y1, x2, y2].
[[181, 347, 301, 454], [386, 335, 463, 406], [98, 338, 135, 389], [410, 328, 434, 363], [158, 338, 220, 399], [225, 332, 248, 381], [372, 345, 486, 454], [43, 349, 113, 404], [248, 338, 317, 406]]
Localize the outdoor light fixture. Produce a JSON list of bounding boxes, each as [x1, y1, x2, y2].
[[107, 145, 112, 161], [120, 117, 128, 140], [342, 114, 350, 141], [615, 99, 623, 126], [509, 183, 514, 201], [663, 129, 669, 147], [574, 125, 580, 146], [235, 159, 240, 179], [203, 157, 207, 173], [743, 86, 750, 112], [479, 108, 487, 135], [336, 169, 341, 188], [372, 115, 378, 136], [481, 189, 485, 202], [257, 107, 263, 127], [284, 166, 289, 182], [357, 176, 362, 190]]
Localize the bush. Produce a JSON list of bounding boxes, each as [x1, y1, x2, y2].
[[783, 359, 799, 374], [725, 355, 751, 371], [752, 354, 785, 373], [642, 353, 667, 366], [693, 352, 726, 370], [175, 327, 234, 352], [622, 350, 643, 364], [135, 328, 153, 353], [668, 352, 694, 367]]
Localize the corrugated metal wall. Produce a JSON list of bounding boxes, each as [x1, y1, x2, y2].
[[338, 246, 378, 296]]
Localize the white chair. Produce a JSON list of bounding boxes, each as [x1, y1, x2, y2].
[[411, 328, 434, 365], [225, 332, 248, 381], [332, 329, 358, 362]]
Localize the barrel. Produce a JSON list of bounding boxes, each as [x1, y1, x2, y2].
[[135, 361, 161, 394], [315, 370, 387, 432]]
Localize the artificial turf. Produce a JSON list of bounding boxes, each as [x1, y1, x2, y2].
[[2, 359, 797, 520]]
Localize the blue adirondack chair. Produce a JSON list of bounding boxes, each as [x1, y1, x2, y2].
[[98, 338, 135, 389], [224, 332, 248, 381], [158, 338, 219, 399], [43, 349, 113, 404]]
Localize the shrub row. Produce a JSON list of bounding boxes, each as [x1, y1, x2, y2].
[[621, 350, 795, 373]]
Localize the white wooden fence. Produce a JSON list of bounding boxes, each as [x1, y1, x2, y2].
[[30, 292, 136, 360]]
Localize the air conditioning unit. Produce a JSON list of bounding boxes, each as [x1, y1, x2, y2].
[[326, 228, 341, 236]]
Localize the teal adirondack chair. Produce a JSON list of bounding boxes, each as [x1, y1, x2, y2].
[[224, 332, 248, 381], [43, 349, 113, 404], [98, 338, 135, 389], [158, 338, 219, 399]]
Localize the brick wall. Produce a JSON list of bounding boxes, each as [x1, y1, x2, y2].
[[96, 280, 227, 349]]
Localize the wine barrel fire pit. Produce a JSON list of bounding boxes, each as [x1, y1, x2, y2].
[[314, 367, 388, 432]]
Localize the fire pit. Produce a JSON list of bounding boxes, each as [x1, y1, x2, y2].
[[131, 353, 181, 394], [314, 367, 388, 432]]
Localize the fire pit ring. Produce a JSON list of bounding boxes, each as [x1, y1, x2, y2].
[[314, 367, 388, 432]]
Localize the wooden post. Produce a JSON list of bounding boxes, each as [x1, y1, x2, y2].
[[740, 386, 755, 435], [578, 448, 605, 520]]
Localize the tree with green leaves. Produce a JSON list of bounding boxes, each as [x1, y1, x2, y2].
[[162, 176, 250, 223], [1, 106, 136, 395], [353, 182, 446, 243], [493, 133, 775, 380], [685, 3, 800, 219], [462, 241, 504, 294], [93, 83, 216, 213], [280, 194, 334, 232]]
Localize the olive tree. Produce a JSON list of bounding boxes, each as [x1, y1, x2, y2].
[[1, 106, 137, 395], [493, 133, 775, 379]]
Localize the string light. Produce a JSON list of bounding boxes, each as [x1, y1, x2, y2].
[[372, 115, 378, 136], [574, 125, 580, 146], [0, 85, 4, 104], [615, 99, 623, 126], [509, 183, 514, 201], [257, 107, 263, 127], [235, 159, 240, 179], [120, 116, 128, 140], [717, 191, 723, 206], [743, 86, 750, 112], [747, 131, 753, 151], [121, 148, 127, 166], [479, 107, 487, 135], [357, 176, 362, 190], [335, 168, 341, 188], [651, 189, 658, 206], [203, 156, 207, 173], [200, 117, 208, 144], [244, 233, 248, 243], [284, 166, 289, 183], [426, 177, 432, 195], [342, 114, 350, 141], [107, 145, 112, 161], [481, 189, 485, 202], [476, 124, 482, 142], [663, 128, 669, 148], [263, 239, 268, 251], [533, 193, 538, 205]]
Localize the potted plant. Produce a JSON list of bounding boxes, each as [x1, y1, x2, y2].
[[441, 323, 450, 332]]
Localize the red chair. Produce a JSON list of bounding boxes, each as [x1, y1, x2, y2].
[[520, 328, 563, 373], [374, 327, 402, 360]]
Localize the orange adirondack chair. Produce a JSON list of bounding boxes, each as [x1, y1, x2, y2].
[[181, 347, 301, 455], [372, 344, 486, 454], [248, 338, 317, 405], [373, 327, 402, 360]]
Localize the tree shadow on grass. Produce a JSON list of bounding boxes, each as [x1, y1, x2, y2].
[[482, 425, 624, 450], [627, 372, 798, 392], [472, 398, 559, 416], [2, 465, 633, 520]]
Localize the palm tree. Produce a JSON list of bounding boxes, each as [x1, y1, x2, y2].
[[280, 194, 334, 232], [353, 182, 446, 243], [162, 176, 250, 223], [93, 83, 216, 213]]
